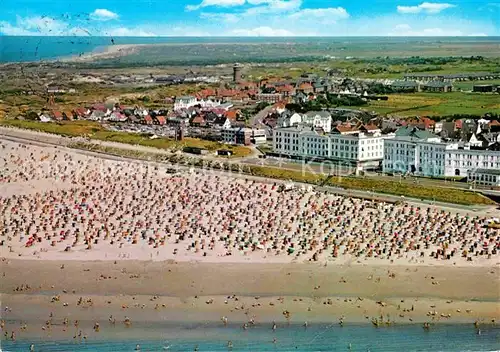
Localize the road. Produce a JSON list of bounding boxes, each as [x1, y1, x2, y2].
[[250, 105, 273, 130], [242, 156, 354, 176], [1, 126, 498, 216]]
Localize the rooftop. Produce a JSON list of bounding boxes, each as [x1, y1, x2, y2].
[[391, 80, 419, 88], [470, 168, 500, 176], [395, 126, 440, 140], [422, 81, 452, 88]]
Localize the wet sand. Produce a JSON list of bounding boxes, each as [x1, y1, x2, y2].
[[62, 44, 142, 63], [0, 138, 499, 342], [1, 259, 499, 340]]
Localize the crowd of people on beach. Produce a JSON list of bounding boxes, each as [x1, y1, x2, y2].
[[0, 139, 499, 264]]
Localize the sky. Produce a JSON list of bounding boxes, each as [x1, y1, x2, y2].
[[0, 0, 498, 36]]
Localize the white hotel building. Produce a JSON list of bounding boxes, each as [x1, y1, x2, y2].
[[383, 127, 500, 182], [174, 96, 221, 111], [272, 125, 394, 170]]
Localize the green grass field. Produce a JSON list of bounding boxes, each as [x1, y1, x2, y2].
[[363, 92, 500, 116], [453, 79, 500, 91], [244, 166, 494, 205]]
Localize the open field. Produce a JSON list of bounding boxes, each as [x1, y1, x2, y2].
[[0, 83, 205, 118], [3, 36, 500, 64], [245, 57, 500, 80], [454, 79, 500, 91], [71, 38, 500, 67], [363, 92, 500, 116]]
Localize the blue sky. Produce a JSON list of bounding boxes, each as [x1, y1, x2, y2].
[[0, 0, 498, 36]]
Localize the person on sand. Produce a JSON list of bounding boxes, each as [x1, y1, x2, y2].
[[124, 316, 132, 327], [221, 316, 228, 326]]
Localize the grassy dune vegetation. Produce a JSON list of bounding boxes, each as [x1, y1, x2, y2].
[[0, 83, 206, 118], [0, 120, 252, 158]]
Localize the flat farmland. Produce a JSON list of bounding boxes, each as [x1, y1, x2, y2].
[[454, 79, 500, 91], [364, 92, 500, 116]]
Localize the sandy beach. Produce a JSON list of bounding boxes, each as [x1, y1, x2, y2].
[[1, 260, 499, 338], [61, 44, 143, 63], [0, 137, 499, 342]]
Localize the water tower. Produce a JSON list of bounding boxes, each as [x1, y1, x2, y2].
[[233, 63, 242, 83]]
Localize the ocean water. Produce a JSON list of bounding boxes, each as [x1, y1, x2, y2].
[[2, 323, 499, 352], [1, 36, 499, 63]]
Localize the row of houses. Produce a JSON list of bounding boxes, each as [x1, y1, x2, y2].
[[35, 100, 243, 131], [389, 80, 453, 93], [403, 72, 500, 82]]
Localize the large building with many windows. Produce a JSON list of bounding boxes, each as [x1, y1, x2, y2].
[[272, 125, 394, 170], [383, 127, 500, 178], [467, 169, 500, 187], [383, 127, 445, 176]]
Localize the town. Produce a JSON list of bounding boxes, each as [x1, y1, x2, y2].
[[1, 9, 500, 351], [5, 62, 499, 189]]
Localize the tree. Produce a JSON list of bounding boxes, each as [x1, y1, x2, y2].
[[315, 95, 328, 106], [25, 110, 39, 120], [255, 102, 270, 111]]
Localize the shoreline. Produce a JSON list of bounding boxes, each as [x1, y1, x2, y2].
[[2, 320, 498, 343], [59, 44, 144, 63], [0, 135, 498, 345], [1, 260, 499, 338]]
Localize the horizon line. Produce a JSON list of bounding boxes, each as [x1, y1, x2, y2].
[[1, 35, 499, 38]]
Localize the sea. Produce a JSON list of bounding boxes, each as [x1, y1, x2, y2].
[[1, 36, 500, 63], [1, 323, 499, 352]]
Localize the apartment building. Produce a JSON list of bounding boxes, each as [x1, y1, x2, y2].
[[272, 125, 393, 170], [383, 127, 500, 178]]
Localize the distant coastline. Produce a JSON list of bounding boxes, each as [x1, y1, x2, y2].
[[59, 44, 143, 63], [1, 36, 500, 64]]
